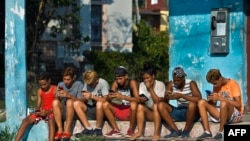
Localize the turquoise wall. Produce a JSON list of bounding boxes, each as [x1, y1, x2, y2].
[[169, 0, 247, 106]]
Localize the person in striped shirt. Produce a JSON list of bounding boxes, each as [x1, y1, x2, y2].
[[157, 66, 202, 139]]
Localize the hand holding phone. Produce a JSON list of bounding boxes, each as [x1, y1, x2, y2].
[[109, 89, 115, 93], [205, 90, 212, 95], [139, 94, 149, 101], [58, 86, 64, 90]]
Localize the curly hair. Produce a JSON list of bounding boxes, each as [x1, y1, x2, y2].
[[206, 69, 221, 83]]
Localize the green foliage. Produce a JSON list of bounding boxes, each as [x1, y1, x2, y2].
[[0, 125, 16, 141], [84, 20, 169, 84]]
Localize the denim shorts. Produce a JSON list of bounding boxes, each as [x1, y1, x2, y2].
[[170, 106, 200, 122]]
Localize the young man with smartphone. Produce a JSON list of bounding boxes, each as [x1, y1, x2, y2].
[[15, 72, 56, 141], [197, 69, 244, 140], [53, 67, 84, 141], [73, 70, 110, 137], [103, 66, 140, 138], [156, 66, 202, 139]]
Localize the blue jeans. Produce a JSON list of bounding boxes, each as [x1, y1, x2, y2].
[[170, 106, 200, 122]]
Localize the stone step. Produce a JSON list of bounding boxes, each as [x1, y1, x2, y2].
[[23, 113, 250, 141]]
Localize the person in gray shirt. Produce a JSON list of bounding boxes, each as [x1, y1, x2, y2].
[[53, 67, 83, 141], [73, 70, 110, 137]]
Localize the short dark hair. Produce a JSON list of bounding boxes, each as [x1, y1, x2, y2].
[[37, 72, 50, 81], [140, 62, 156, 76]]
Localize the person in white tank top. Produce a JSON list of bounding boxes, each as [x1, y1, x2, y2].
[[157, 66, 202, 139]]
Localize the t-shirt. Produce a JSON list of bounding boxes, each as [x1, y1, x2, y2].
[[82, 78, 110, 105], [215, 79, 243, 114], [57, 80, 84, 102], [139, 80, 165, 109]]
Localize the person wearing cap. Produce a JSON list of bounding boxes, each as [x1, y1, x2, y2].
[[130, 62, 166, 141], [73, 70, 110, 137], [157, 66, 202, 139], [197, 69, 243, 140], [103, 66, 140, 138]]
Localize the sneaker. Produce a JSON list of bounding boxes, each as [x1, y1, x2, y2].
[[182, 130, 190, 138], [197, 132, 212, 140], [75, 128, 93, 138], [93, 128, 103, 136], [213, 132, 223, 140], [124, 128, 134, 138], [164, 130, 182, 138], [104, 129, 122, 137]]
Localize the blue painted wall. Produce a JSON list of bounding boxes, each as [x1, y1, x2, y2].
[[168, 0, 247, 106]]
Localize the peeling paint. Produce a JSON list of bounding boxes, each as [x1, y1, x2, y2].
[[10, 1, 25, 20]]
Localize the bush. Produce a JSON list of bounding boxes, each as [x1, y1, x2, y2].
[[0, 125, 16, 141], [84, 20, 169, 85]]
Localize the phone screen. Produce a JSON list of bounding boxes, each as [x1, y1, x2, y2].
[[109, 89, 114, 93], [205, 90, 212, 95], [58, 86, 64, 90], [140, 94, 149, 101]]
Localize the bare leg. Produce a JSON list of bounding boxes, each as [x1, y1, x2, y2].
[[103, 101, 119, 131], [152, 104, 161, 140], [183, 101, 197, 132], [52, 99, 63, 134], [129, 102, 137, 131], [15, 116, 35, 141], [219, 101, 234, 132], [48, 117, 56, 141], [96, 101, 104, 128], [73, 100, 90, 128], [130, 104, 144, 140], [64, 99, 75, 134], [157, 102, 179, 131]]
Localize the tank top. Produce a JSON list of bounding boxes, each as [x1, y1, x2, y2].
[[40, 85, 56, 110], [172, 79, 192, 107], [117, 79, 132, 105]]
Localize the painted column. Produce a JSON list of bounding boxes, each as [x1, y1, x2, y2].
[[5, 0, 26, 127]]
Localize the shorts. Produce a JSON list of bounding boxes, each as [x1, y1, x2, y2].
[[30, 110, 54, 124], [113, 104, 130, 121], [170, 106, 200, 122], [86, 104, 96, 120], [209, 107, 242, 123]]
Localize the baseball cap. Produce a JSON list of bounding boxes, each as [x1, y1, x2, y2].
[[114, 66, 128, 77], [172, 66, 187, 77]]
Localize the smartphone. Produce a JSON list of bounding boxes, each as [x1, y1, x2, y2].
[[58, 86, 64, 90], [205, 90, 212, 95], [139, 94, 149, 101], [109, 89, 115, 93]]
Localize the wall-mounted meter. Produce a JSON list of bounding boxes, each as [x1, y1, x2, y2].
[[210, 8, 229, 54]]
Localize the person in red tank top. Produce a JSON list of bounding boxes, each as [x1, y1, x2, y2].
[[15, 72, 56, 141]]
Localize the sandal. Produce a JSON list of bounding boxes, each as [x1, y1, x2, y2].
[[61, 132, 71, 141], [54, 132, 63, 141]]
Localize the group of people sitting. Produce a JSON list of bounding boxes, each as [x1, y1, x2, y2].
[[14, 62, 244, 141]]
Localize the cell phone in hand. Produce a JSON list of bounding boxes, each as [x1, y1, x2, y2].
[[58, 86, 64, 90], [139, 94, 149, 101], [109, 89, 115, 93], [205, 90, 212, 95]]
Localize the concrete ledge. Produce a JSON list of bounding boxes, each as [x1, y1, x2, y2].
[[23, 113, 250, 141]]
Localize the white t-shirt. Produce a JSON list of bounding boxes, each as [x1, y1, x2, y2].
[[139, 80, 165, 109]]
